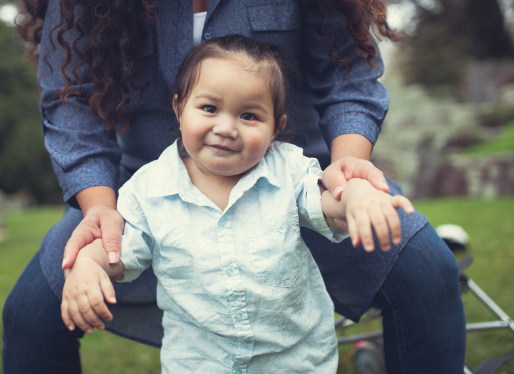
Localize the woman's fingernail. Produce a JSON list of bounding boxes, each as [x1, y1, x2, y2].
[[62, 259, 67, 268], [334, 186, 344, 198], [108, 252, 119, 264], [68, 325, 74, 331]]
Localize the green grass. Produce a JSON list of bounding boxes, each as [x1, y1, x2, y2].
[[1, 199, 514, 373], [465, 121, 514, 156]]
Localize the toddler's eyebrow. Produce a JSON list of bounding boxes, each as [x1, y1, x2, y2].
[[242, 103, 268, 114], [195, 94, 222, 102]]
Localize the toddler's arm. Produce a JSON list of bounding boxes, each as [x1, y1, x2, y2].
[[320, 179, 415, 252], [61, 238, 125, 334]]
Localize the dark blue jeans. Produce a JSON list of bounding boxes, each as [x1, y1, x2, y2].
[[3, 224, 465, 374]]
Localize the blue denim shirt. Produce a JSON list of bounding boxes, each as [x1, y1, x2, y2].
[[38, 0, 390, 207], [118, 140, 347, 373]]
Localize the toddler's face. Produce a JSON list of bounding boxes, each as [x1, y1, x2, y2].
[[173, 57, 281, 178]]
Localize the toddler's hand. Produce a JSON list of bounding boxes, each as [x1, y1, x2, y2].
[[343, 179, 414, 252], [61, 256, 116, 334]]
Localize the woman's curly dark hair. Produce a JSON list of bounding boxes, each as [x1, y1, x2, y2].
[[15, 0, 401, 132]]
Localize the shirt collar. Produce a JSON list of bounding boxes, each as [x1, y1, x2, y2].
[[147, 139, 281, 202], [147, 139, 186, 199]]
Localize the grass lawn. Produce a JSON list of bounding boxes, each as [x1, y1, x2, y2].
[[1, 198, 513, 373]]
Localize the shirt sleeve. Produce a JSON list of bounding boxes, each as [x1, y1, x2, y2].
[[300, 4, 390, 147], [117, 181, 155, 283], [38, 0, 122, 207], [290, 149, 349, 243]]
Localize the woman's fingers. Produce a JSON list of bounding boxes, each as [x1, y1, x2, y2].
[[352, 161, 389, 193], [62, 220, 101, 269], [62, 205, 125, 269], [99, 212, 125, 264], [321, 161, 348, 200], [322, 157, 389, 201]]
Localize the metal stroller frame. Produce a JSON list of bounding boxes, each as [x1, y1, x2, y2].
[[335, 256, 514, 374]]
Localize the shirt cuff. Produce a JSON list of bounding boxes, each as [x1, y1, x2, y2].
[[118, 243, 143, 283]]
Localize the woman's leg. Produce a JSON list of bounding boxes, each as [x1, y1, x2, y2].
[[372, 224, 466, 374], [2, 252, 85, 374]]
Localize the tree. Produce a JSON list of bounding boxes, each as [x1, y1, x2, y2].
[[399, 0, 514, 94], [0, 20, 61, 203]]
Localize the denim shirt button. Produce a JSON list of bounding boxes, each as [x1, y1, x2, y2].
[[219, 217, 226, 226], [204, 32, 212, 40], [234, 312, 242, 321], [225, 268, 234, 277]]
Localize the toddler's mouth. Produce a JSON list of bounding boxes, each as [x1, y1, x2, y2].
[[210, 144, 236, 152]]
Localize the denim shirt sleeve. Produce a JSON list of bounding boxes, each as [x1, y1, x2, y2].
[[117, 178, 155, 283], [288, 148, 348, 243], [301, 4, 390, 146], [38, 0, 122, 207]]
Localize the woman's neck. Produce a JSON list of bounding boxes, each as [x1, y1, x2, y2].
[[193, 0, 210, 13], [182, 156, 241, 211]]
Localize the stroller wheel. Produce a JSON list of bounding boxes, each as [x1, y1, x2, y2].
[[353, 340, 385, 374]]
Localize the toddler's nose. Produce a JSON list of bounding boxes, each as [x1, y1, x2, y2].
[[213, 117, 238, 139]]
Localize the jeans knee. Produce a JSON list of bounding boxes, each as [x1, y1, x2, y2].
[[3, 286, 45, 339]]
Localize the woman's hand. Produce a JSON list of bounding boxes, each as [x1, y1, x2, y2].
[[322, 156, 389, 200], [62, 186, 125, 269], [61, 240, 119, 334]]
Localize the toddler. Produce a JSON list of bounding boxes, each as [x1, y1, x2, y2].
[[61, 35, 414, 373]]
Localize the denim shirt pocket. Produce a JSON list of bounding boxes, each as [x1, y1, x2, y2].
[[245, 0, 301, 32], [247, 208, 302, 288]]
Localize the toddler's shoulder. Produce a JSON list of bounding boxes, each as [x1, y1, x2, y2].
[[267, 142, 321, 170], [119, 144, 177, 197], [266, 141, 303, 163]]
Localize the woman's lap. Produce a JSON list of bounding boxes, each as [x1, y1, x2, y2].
[[375, 224, 466, 373]]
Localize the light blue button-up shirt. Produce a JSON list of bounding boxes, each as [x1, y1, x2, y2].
[[118, 140, 348, 373]]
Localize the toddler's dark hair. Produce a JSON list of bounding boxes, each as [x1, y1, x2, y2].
[[173, 35, 297, 141]]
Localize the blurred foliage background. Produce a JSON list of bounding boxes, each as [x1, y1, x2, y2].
[[0, 15, 60, 204]]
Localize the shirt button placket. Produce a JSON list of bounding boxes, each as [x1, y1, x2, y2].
[[216, 212, 254, 370]]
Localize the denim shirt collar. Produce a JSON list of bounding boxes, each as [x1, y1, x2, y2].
[[147, 139, 281, 205]]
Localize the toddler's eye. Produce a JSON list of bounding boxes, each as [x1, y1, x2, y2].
[[241, 113, 257, 121], [202, 105, 218, 114]]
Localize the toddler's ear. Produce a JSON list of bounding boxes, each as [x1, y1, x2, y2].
[[273, 115, 287, 140], [279, 115, 287, 131], [172, 95, 180, 120]]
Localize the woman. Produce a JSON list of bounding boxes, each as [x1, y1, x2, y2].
[[3, 0, 466, 373]]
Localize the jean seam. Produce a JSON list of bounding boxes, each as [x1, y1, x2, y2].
[[380, 288, 409, 374]]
